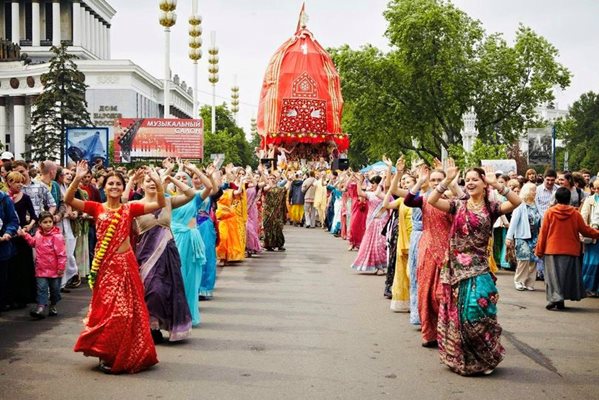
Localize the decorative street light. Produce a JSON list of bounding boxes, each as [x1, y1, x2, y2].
[[208, 31, 219, 133], [188, 0, 202, 118], [159, 0, 177, 119], [231, 76, 239, 123]]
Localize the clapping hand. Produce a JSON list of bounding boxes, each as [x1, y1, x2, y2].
[[433, 158, 443, 170], [382, 155, 393, 168], [416, 164, 430, 185], [396, 157, 405, 172], [482, 165, 497, 185], [446, 158, 459, 184], [75, 160, 88, 179]]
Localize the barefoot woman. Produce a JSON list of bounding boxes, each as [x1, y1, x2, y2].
[[65, 161, 165, 374]]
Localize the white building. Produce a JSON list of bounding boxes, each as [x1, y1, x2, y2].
[[459, 103, 568, 161], [0, 0, 194, 159]]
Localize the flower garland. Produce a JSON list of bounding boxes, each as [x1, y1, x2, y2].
[[88, 209, 122, 289]]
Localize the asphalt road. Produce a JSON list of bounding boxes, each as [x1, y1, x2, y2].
[[1, 226, 598, 400]]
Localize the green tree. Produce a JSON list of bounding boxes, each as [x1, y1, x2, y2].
[[448, 138, 507, 170], [557, 91, 599, 172], [330, 0, 571, 160], [27, 43, 93, 161], [200, 104, 256, 167]]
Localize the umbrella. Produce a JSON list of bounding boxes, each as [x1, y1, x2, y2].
[[360, 161, 396, 174]]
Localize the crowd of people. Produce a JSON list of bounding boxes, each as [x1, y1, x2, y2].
[[0, 148, 598, 377], [284, 156, 599, 375]]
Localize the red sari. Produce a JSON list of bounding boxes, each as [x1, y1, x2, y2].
[[348, 183, 367, 248], [74, 202, 158, 373]]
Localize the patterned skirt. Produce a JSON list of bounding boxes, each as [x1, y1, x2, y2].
[[438, 273, 504, 375], [74, 250, 158, 373], [351, 216, 388, 272]]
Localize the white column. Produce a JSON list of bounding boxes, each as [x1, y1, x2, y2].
[[93, 16, 99, 56], [87, 11, 93, 53], [72, 1, 81, 46], [0, 98, 6, 150], [52, 0, 61, 46], [11, 2, 20, 43], [84, 8, 91, 51], [105, 26, 110, 59], [95, 18, 101, 57], [32, 0, 41, 46], [13, 97, 26, 160], [100, 23, 106, 59], [80, 6, 87, 48]]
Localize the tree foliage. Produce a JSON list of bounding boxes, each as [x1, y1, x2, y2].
[[27, 43, 93, 161], [200, 104, 256, 167], [557, 91, 599, 172], [448, 138, 506, 171], [330, 0, 571, 162]]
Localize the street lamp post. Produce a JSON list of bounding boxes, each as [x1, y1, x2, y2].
[[188, 0, 202, 118], [159, 0, 177, 119], [231, 75, 239, 124], [208, 31, 219, 134]]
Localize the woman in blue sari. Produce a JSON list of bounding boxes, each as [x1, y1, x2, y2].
[[192, 169, 221, 300], [171, 163, 213, 326]]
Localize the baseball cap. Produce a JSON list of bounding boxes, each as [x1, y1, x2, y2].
[[1, 151, 14, 160]]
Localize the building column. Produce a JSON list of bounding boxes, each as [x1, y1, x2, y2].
[[105, 25, 111, 59], [99, 23, 105, 59], [11, 1, 20, 43], [93, 16, 99, 56], [13, 97, 26, 160], [32, 0, 41, 46], [52, 0, 61, 46], [85, 10, 94, 53], [72, 1, 81, 46], [0, 98, 6, 150]]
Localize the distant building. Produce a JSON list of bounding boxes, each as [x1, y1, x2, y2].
[[459, 103, 568, 164], [0, 0, 193, 159]]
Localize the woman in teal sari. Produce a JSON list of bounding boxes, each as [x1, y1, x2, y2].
[[171, 163, 213, 326]]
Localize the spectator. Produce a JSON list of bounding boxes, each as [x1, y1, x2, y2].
[[535, 187, 599, 310]]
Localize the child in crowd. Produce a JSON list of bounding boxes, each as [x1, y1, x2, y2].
[[19, 211, 67, 319]]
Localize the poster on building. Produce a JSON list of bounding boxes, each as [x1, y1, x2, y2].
[[113, 118, 204, 163], [481, 159, 517, 175], [527, 127, 553, 165], [65, 127, 109, 166]]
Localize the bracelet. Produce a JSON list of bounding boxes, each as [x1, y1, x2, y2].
[[435, 183, 447, 194]]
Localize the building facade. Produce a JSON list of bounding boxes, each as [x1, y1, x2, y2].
[[0, 0, 194, 159]]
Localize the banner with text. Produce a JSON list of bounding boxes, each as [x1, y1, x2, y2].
[[114, 118, 204, 163]]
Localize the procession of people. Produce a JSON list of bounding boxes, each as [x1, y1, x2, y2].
[[0, 149, 598, 377]]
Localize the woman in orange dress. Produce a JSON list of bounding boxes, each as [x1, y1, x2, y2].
[[65, 161, 165, 374]]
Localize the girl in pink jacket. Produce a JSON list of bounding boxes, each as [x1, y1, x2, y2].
[[19, 211, 67, 319]]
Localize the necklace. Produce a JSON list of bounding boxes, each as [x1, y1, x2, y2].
[[467, 198, 485, 212]]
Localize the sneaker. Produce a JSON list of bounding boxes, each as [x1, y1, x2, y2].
[[525, 286, 535, 291], [515, 282, 525, 291], [48, 306, 58, 317], [30, 305, 45, 320]]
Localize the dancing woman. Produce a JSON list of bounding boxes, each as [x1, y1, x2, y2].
[[171, 162, 213, 327], [384, 168, 414, 314], [428, 166, 521, 376], [66, 161, 165, 374], [402, 164, 457, 347], [134, 168, 197, 343], [350, 174, 389, 273]]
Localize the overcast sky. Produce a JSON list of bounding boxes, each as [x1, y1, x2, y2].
[[110, 0, 599, 134]]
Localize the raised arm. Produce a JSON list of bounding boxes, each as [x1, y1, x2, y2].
[[427, 165, 458, 213], [139, 170, 166, 213], [390, 157, 408, 198], [167, 175, 196, 209], [482, 166, 521, 214], [122, 168, 144, 203], [64, 161, 88, 213], [185, 162, 213, 200]]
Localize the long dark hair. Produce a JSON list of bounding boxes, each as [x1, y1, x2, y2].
[[464, 167, 491, 209]]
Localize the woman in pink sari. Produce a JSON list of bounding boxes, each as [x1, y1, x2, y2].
[[347, 180, 367, 251], [245, 173, 263, 256]]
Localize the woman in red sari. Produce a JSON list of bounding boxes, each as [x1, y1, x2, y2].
[[65, 161, 165, 374]]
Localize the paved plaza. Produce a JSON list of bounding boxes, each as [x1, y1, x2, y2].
[[1, 226, 597, 400]]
